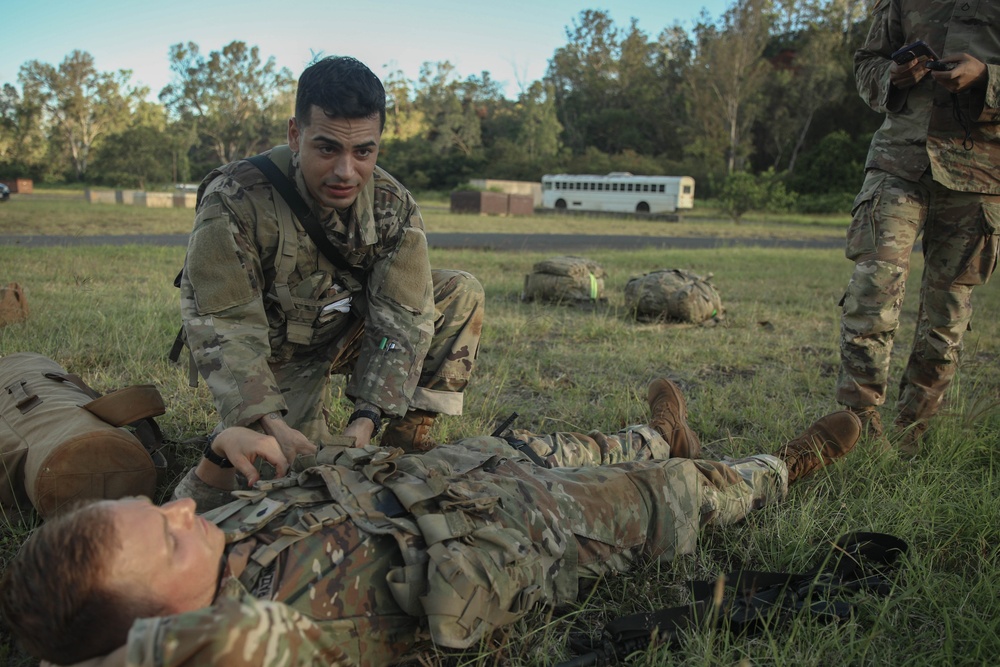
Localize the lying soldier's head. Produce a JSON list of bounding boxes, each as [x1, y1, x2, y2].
[[1, 497, 226, 664]]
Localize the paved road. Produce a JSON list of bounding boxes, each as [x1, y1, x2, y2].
[[0, 232, 846, 251]]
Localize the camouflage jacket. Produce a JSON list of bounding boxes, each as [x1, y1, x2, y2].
[[180, 146, 434, 426], [856, 0, 1000, 192], [70, 436, 707, 667]]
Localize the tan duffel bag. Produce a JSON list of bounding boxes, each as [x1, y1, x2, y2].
[[0, 352, 166, 519]]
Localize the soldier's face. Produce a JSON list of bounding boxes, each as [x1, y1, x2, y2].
[[288, 106, 381, 213], [106, 497, 226, 614]]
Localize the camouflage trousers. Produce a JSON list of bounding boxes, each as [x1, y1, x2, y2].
[[503, 425, 787, 531], [271, 269, 484, 445], [837, 170, 1000, 422]]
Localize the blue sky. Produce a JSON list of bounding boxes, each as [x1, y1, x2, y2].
[[2, 0, 733, 100]]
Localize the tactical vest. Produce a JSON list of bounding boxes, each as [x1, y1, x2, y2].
[[203, 439, 580, 651], [174, 148, 368, 378]]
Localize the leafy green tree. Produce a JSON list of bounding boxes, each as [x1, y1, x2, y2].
[[685, 0, 775, 175], [18, 50, 139, 180], [160, 41, 294, 166], [91, 102, 177, 189], [0, 83, 47, 179], [414, 62, 488, 158], [718, 168, 794, 223]]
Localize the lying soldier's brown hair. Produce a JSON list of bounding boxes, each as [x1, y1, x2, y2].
[[1, 501, 166, 664]]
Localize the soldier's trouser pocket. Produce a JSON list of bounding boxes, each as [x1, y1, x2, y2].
[[953, 201, 1000, 286], [846, 171, 889, 261]]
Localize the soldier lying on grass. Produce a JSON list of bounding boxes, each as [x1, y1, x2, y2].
[[1, 379, 861, 667]]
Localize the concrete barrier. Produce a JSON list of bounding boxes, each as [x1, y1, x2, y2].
[[85, 189, 117, 204], [173, 193, 197, 209], [134, 192, 174, 208]]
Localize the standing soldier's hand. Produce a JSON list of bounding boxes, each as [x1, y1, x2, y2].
[[929, 54, 988, 93], [890, 56, 932, 89], [259, 412, 318, 463]]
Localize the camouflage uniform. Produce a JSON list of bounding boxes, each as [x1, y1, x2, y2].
[[111, 436, 786, 667], [837, 0, 1000, 425], [180, 146, 483, 444]]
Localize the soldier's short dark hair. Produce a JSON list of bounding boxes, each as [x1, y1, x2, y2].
[[0, 500, 167, 664], [295, 56, 386, 131]]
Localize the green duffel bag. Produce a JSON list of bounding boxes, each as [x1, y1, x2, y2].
[[521, 255, 608, 305], [0, 352, 166, 520], [625, 269, 724, 324]]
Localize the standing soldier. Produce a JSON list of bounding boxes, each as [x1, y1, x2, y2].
[[176, 56, 483, 456], [837, 0, 999, 453]]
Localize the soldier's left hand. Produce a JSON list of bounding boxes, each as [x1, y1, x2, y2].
[[929, 53, 988, 93]]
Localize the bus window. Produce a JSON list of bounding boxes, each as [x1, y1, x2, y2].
[[659, 184, 665, 193], [627, 183, 633, 192], [683, 185, 692, 194]]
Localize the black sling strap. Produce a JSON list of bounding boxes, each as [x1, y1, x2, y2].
[[557, 532, 909, 667], [245, 153, 363, 280]]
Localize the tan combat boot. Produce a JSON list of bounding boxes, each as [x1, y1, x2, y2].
[[773, 411, 862, 484], [647, 378, 702, 459], [380, 409, 437, 452], [894, 418, 928, 457], [849, 406, 884, 440]]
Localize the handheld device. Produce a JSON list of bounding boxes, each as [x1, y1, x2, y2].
[[924, 60, 957, 71], [890, 40, 938, 64]]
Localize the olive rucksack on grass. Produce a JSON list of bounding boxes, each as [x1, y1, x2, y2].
[[0, 352, 166, 520], [521, 256, 608, 306], [624, 269, 724, 324]]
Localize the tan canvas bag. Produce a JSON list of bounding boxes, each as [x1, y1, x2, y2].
[[0, 352, 166, 519], [0, 282, 29, 327]]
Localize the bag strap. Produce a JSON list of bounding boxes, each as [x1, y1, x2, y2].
[[558, 532, 908, 667], [43, 372, 168, 468], [244, 153, 364, 282]]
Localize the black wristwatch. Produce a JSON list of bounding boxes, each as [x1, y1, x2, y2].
[[348, 408, 382, 436], [202, 433, 234, 469]]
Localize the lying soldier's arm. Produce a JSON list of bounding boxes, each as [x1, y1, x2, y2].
[[129, 597, 356, 667], [174, 427, 292, 512]]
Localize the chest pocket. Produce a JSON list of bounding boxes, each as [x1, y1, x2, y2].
[[266, 198, 366, 352]]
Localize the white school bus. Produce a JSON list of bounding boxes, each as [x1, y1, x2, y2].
[[541, 172, 695, 214]]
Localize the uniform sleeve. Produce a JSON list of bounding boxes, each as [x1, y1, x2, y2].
[[347, 201, 434, 416], [973, 63, 1000, 122], [171, 468, 235, 513], [854, 0, 907, 114], [125, 597, 356, 667], [180, 191, 287, 428]]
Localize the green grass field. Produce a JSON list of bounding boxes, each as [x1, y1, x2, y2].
[[1, 197, 998, 666]]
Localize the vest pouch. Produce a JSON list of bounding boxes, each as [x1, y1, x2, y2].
[[0, 352, 162, 519], [283, 288, 356, 348]]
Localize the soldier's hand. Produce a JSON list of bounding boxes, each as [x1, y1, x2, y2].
[[889, 57, 931, 89], [212, 427, 289, 486], [343, 417, 376, 448], [259, 412, 318, 463], [929, 54, 988, 93]]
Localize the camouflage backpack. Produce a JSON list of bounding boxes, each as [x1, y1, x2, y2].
[[624, 269, 724, 324], [521, 256, 607, 305]]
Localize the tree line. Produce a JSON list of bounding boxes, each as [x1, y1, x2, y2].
[[0, 0, 880, 212]]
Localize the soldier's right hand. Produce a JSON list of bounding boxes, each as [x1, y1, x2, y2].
[[212, 427, 289, 486], [889, 57, 931, 89], [258, 412, 318, 464]]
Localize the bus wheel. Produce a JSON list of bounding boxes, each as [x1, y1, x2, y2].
[[555, 199, 567, 209], [636, 202, 650, 213]]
